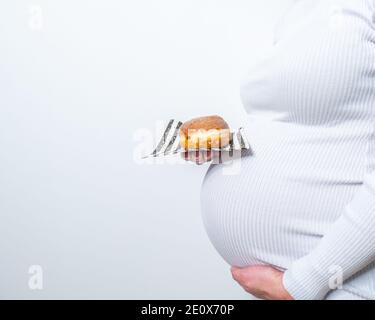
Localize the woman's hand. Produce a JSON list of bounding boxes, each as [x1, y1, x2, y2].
[[231, 265, 293, 300], [180, 150, 241, 165], [181, 150, 213, 165]]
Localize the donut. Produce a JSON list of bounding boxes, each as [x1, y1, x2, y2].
[[179, 115, 230, 150]]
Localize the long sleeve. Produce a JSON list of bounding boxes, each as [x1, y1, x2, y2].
[[283, 173, 375, 300]]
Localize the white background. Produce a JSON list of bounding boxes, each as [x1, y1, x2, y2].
[[0, 0, 292, 299]]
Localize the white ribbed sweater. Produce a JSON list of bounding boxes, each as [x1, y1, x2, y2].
[[201, 0, 375, 299]]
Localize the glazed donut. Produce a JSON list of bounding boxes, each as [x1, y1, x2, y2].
[[179, 115, 230, 150]]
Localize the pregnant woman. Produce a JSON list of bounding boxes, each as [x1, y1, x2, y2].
[[199, 0, 375, 299]]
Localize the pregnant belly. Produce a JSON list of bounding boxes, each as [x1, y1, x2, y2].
[[200, 123, 362, 269]]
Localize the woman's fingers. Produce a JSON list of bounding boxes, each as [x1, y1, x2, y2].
[[181, 150, 212, 164], [230, 265, 293, 300]]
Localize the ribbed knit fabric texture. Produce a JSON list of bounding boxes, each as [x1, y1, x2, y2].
[[201, 0, 375, 300]]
